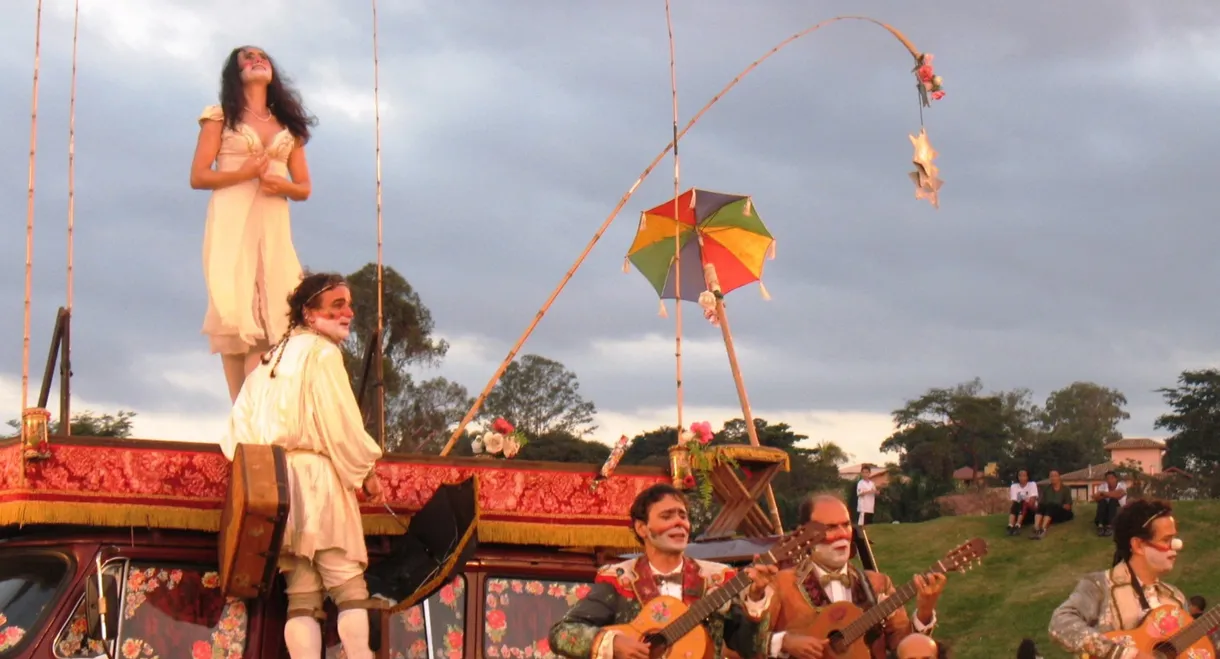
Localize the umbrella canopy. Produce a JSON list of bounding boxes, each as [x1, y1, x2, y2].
[[626, 188, 774, 303], [365, 477, 478, 610]]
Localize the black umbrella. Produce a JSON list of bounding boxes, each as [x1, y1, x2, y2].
[[365, 476, 479, 609]]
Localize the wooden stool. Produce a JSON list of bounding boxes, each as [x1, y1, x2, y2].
[[701, 445, 790, 540]]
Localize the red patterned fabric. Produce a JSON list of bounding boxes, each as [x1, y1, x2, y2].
[[0, 439, 666, 535], [485, 578, 593, 659], [118, 565, 247, 659]]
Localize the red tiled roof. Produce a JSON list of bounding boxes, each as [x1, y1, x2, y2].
[[1104, 438, 1166, 451]]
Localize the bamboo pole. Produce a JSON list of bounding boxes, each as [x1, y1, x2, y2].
[[703, 261, 783, 534], [664, 0, 685, 441], [63, 0, 80, 435], [22, 0, 44, 416], [370, 0, 386, 447], [439, 16, 927, 456]]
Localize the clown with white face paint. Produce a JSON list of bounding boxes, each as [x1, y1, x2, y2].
[[220, 272, 384, 659], [766, 495, 945, 659], [549, 484, 778, 659], [1049, 499, 1193, 659]]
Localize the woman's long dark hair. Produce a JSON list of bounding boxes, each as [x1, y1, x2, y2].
[[219, 46, 318, 143]]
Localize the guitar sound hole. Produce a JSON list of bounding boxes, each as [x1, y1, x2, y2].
[[1150, 640, 1176, 658], [642, 632, 668, 658], [826, 630, 848, 655]]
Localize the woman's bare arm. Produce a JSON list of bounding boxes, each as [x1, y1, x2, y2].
[[190, 120, 260, 190]]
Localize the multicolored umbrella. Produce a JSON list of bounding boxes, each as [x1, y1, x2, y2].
[[626, 188, 774, 303]]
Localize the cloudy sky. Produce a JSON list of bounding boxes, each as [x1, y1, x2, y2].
[[3, 0, 1219, 465]]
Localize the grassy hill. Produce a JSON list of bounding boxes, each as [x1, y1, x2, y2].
[[860, 500, 1220, 658]]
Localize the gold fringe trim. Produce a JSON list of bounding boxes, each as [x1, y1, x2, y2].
[[0, 501, 222, 531], [712, 445, 791, 471], [477, 521, 638, 552], [0, 501, 639, 550]]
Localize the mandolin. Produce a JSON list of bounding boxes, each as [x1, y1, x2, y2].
[[1093, 603, 1219, 659], [605, 519, 827, 659], [791, 537, 988, 658]]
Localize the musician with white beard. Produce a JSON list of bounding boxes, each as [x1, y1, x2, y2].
[[766, 495, 946, 659], [220, 271, 385, 659]]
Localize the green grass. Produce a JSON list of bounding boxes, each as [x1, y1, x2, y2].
[[859, 501, 1220, 659]]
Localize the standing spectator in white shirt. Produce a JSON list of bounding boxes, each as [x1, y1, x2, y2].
[[1007, 469, 1039, 536], [1091, 470, 1127, 536], [856, 465, 878, 526]]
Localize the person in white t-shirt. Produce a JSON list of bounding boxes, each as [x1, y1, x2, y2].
[[1091, 470, 1127, 537], [855, 465, 878, 526], [1007, 469, 1039, 536]]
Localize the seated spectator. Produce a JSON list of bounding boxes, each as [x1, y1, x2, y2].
[[1007, 469, 1039, 536], [1030, 469, 1073, 539], [1090, 470, 1126, 536]]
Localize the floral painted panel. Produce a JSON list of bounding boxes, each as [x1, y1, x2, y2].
[[324, 576, 465, 659], [114, 564, 247, 659], [483, 578, 593, 659]]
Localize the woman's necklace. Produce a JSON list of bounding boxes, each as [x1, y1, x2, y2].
[[247, 106, 272, 122]]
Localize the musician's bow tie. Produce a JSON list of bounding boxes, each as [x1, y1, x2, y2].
[[819, 571, 851, 587], [654, 573, 683, 586]]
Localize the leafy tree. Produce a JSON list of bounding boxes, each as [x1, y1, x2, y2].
[[6, 410, 136, 438], [516, 430, 612, 463], [480, 354, 597, 437], [338, 263, 471, 453], [1040, 381, 1129, 463], [1003, 436, 1090, 482], [1155, 369, 1220, 476]]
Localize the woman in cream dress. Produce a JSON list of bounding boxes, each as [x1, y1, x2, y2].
[[190, 45, 318, 401]]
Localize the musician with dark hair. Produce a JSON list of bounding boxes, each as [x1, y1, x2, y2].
[[548, 483, 778, 659], [220, 271, 385, 659], [1048, 498, 1188, 659]]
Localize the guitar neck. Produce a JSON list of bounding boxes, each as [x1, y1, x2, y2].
[[837, 562, 947, 644], [1165, 605, 1220, 656], [658, 558, 771, 644]]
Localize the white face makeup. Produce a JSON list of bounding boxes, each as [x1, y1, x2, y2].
[[305, 285, 354, 343], [238, 48, 273, 84]]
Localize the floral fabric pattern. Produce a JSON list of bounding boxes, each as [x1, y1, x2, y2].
[[1, 441, 665, 538], [325, 576, 465, 659], [119, 565, 246, 659], [0, 614, 26, 652], [485, 578, 594, 659]]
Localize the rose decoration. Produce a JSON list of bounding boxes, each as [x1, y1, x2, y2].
[[471, 418, 529, 460]]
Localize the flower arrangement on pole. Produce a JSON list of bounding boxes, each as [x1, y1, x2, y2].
[[668, 421, 731, 504], [471, 418, 528, 459]]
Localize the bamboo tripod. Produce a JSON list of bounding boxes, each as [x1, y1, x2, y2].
[[439, 16, 933, 464]]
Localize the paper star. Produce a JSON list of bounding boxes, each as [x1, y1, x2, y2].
[[908, 127, 943, 208]]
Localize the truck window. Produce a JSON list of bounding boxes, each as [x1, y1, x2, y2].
[[483, 577, 593, 659], [324, 576, 465, 659], [0, 552, 72, 656], [80, 562, 247, 659]]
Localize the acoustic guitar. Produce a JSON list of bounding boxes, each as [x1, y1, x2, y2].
[[605, 519, 827, 659], [1092, 603, 1219, 659], [793, 537, 988, 658]]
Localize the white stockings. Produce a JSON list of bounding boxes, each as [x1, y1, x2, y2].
[[283, 617, 322, 659]]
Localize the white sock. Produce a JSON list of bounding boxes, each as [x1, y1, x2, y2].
[[337, 609, 374, 659], [283, 617, 322, 659]]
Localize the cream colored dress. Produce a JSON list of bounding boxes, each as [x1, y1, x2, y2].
[[220, 331, 383, 566], [199, 104, 303, 356]]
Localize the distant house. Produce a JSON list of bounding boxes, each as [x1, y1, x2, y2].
[[839, 463, 891, 488], [952, 466, 987, 487], [1039, 437, 1170, 501]]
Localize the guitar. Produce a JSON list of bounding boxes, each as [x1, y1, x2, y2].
[[605, 520, 827, 659], [1093, 603, 1220, 659], [793, 538, 988, 658]]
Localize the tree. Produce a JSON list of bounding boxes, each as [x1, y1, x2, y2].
[[388, 377, 475, 454], [480, 354, 597, 437], [1155, 369, 1220, 475], [1040, 381, 1129, 463], [883, 378, 1033, 483], [516, 431, 612, 463], [6, 410, 136, 438], [338, 263, 468, 454]]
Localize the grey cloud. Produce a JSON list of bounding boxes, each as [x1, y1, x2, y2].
[[1, 0, 1217, 439]]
